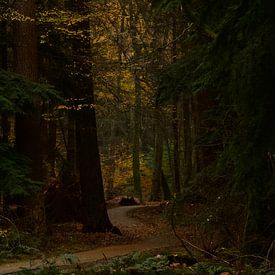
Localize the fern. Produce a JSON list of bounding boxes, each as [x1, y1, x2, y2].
[[0, 69, 63, 114], [0, 143, 42, 197]]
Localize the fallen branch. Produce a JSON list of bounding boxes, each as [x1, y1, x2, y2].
[[170, 199, 230, 264]]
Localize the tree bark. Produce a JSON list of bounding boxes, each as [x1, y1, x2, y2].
[[151, 110, 163, 201], [75, 104, 113, 232], [72, 0, 113, 232], [160, 170, 171, 200], [129, 0, 142, 201], [0, 20, 7, 70], [0, 19, 8, 214], [172, 100, 181, 193], [182, 97, 192, 187], [13, 0, 46, 233]]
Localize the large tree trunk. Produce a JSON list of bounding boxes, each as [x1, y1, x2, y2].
[[75, 103, 113, 232], [0, 20, 7, 70], [13, 0, 46, 233], [72, 0, 113, 232]]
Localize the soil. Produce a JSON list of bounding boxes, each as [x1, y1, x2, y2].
[[0, 202, 180, 274]]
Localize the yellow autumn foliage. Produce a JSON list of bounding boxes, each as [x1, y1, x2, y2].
[[101, 147, 153, 199]]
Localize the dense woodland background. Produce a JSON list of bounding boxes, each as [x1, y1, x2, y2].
[[0, 0, 274, 265]]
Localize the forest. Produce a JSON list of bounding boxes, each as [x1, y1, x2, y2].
[[0, 0, 274, 274]]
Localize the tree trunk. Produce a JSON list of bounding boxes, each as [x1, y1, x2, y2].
[[0, 20, 7, 70], [182, 97, 192, 187], [72, 0, 113, 232], [106, 143, 116, 200], [47, 118, 56, 177], [191, 95, 199, 178], [151, 111, 163, 201], [13, 0, 46, 233], [0, 19, 8, 214], [132, 80, 142, 200], [172, 100, 181, 193], [160, 170, 171, 200], [129, 0, 142, 201], [75, 104, 113, 232]]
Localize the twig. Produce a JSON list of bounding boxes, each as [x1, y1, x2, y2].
[[0, 214, 21, 250], [265, 239, 274, 268], [170, 199, 230, 264], [102, 252, 108, 261], [170, 198, 194, 259]]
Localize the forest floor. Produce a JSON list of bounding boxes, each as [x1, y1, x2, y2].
[[0, 201, 184, 274]]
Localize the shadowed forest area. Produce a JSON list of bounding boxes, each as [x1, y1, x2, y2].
[[0, 0, 275, 274]]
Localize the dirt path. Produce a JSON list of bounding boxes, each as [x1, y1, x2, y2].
[[0, 206, 179, 274], [108, 205, 143, 227]]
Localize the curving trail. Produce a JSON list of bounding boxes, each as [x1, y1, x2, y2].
[[108, 205, 143, 227], [0, 206, 179, 275]]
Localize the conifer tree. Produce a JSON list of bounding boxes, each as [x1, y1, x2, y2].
[[13, 0, 46, 232]]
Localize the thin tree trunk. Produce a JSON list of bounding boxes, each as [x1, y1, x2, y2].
[[106, 143, 116, 200], [171, 14, 181, 194], [132, 78, 142, 200], [151, 111, 163, 201], [172, 100, 181, 193], [105, 15, 125, 199], [129, 0, 142, 201], [183, 97, 192, 186], [164, 127, 174, 182], [191, 95, 199, 178], [47, 118, 56, 177], [0, 19, 8, 214]]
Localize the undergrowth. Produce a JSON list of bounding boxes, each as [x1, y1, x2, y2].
[[12, 251, 244, 275]]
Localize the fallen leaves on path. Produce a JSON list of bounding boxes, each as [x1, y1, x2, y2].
[[40, 202, 169, 256]]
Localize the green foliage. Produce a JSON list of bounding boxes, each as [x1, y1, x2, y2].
[[152, 0, 181, 10], [12, 251, 246, 274], [192, 262, 234, 275], [0, 95, 14, 113], [91, 251, 170, 274], [17, 266, 60, 275], [61, 253, 80, 265], [0, 143, 42, 196], [0, 69, 63, 114], [156, 44, 210, 103], [13, 252, 174, 274], [243, 264, 275, 275], [155, 0, 275, 253], [208, 0, 275, 241], [0, 217, 41, 260], [131, 254, 169, 272]]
